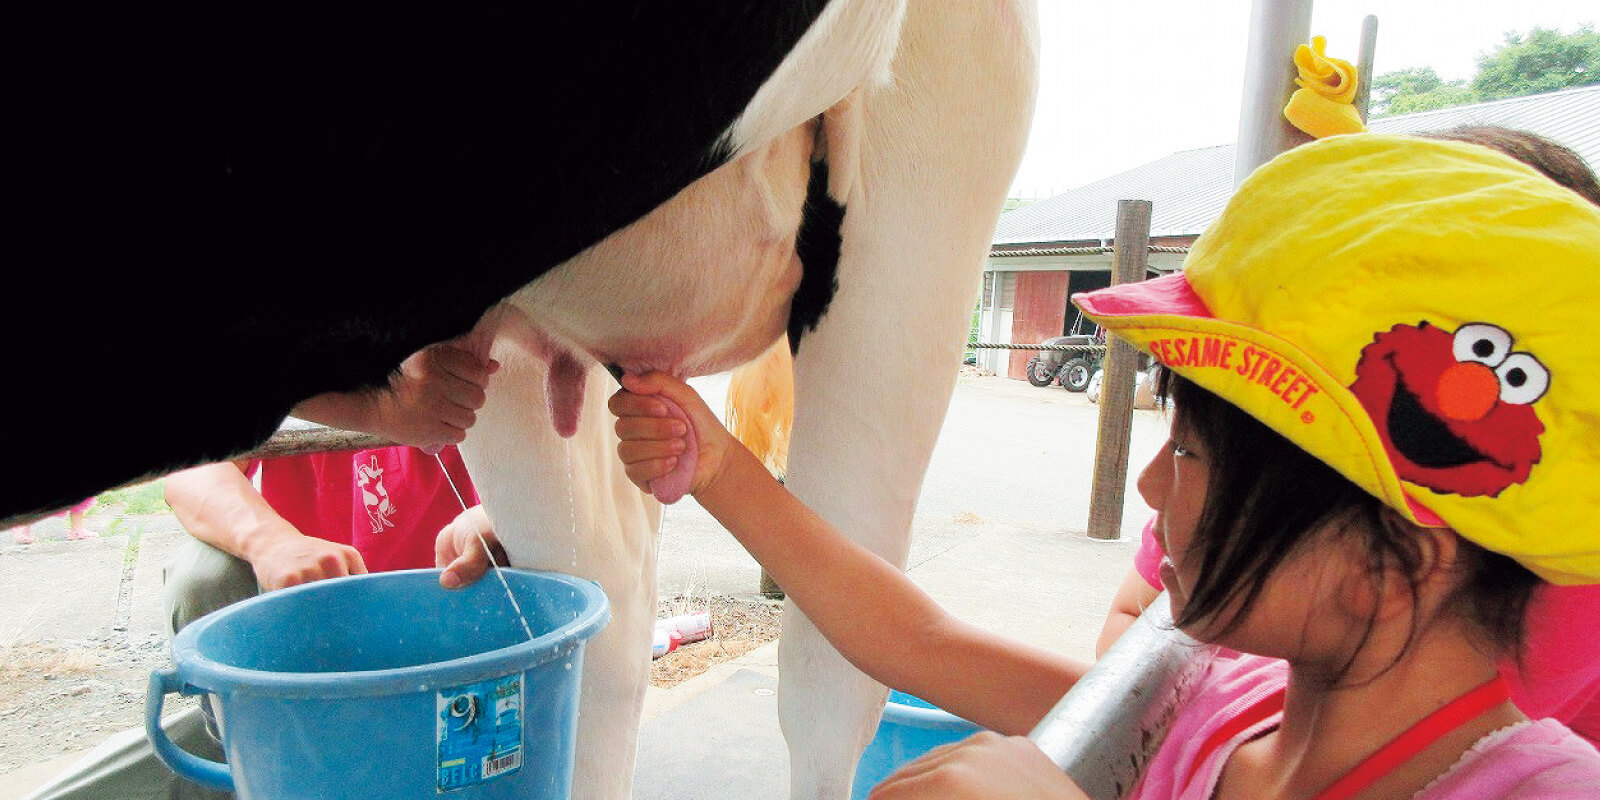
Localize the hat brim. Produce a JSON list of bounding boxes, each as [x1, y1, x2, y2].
[[1076, 273, 1444, 528]]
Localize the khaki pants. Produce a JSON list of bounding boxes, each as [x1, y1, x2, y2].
[[23, 538, 258, 800]]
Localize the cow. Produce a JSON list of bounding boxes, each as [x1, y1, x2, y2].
[[6, 2, 1039, 797]]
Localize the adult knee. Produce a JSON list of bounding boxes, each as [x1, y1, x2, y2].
[[163, 537, 258, 637]]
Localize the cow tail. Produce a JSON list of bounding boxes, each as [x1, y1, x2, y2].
[[725, 336, 794, 478]]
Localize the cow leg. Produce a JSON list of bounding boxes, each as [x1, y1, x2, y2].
[[457, 340, 661, 800], [780, 2, 1039, 798]]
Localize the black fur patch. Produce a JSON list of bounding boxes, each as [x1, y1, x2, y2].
[[789, 158, 846, 353], [5, 3, 840, 519]]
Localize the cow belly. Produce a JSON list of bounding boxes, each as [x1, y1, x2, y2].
[[499, 122, 815, 382]]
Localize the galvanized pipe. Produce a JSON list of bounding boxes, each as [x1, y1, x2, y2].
[[0, 419, 392, 528], [1032, 1, 1323, 792], [1028, 594, 1215, 800], [1232, 0, 1314, 186], [1354, 15, 1380, 122]]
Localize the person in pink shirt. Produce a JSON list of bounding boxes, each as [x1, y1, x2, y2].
[[603, 130, 1600, 799], [1103, 515, 1600, 748], [1095, 124, 1600, 749], [8, 496, 96, 544]]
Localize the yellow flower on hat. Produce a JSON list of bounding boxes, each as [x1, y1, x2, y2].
[[1284, 35, 1367, 138]]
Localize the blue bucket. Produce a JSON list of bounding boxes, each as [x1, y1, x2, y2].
[[146, 568, 609, 800], [850, 691, 986, 799]]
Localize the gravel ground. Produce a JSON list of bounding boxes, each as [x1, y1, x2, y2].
[[0, 512, 777, 777], [650, 595, 783, 689], [0, 611, 191, 775]]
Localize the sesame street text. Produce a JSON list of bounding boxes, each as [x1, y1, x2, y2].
[[1148, 336, 1322, 411]]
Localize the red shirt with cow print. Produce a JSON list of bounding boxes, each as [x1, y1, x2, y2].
[[247, 446, 478, 573]]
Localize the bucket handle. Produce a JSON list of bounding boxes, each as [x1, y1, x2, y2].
[[146, 667, 234, 792]]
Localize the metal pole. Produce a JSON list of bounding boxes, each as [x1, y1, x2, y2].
[[1029, 595, 1216, 800], [1354, 15, 1380, 122], [1, 421, 392, 528], [1085, 200, 1151, 541], [246, 418, 392, 460], [1034, 4, 1320, 796], [1233, 0, 1315, 185]]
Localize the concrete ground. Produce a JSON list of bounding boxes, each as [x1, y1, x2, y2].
[[1, 374, 1167, 799]]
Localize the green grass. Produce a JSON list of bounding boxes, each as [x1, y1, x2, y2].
[[120, 525, 144, 567], [95, 479, 169, 516]]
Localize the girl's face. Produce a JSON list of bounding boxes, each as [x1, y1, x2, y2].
[[1137, 417, 1361, 662], [1135, 421, 1210, 620]]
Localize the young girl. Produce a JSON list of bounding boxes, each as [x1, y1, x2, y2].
[[1095, 126, 1600, 743], [609, 132, 1600, 798]]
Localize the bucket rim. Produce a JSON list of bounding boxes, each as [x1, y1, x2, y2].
[[882, 691, 984, 733], [168, 568, 610, 699]]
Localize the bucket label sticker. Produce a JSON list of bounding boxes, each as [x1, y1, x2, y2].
[[436, 674, 524, 792]]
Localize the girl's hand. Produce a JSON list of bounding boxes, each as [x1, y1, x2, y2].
[[435, 505, 508, 589], [867, 733, 1086, 800], [609, 372, 737, 499]]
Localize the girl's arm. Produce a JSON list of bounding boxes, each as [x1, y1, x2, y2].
[[1096, 517, 1163, 657], [1095, 567, 1161, 658], [610, 373, 1087, 736]]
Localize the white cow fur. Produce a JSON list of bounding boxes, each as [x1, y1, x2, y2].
[[459, 2, 1038, 797]]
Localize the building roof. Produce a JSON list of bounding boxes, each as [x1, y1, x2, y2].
[[993, 85, 1600, 247]]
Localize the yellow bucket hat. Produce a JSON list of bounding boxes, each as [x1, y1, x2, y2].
[[1075, 134, 1600, 585]]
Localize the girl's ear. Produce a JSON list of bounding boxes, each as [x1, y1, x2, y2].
[[1412, 525, 1462, 587], [1380, 506, 1463, 587], [1367, 508, 1462, 621], [1333, 508, 1444, 622]]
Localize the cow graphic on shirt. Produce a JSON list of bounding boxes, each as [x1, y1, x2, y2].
[[356, 455, 396, 533]]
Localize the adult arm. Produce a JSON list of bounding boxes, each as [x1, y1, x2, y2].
[[290, 339, 498, 450], [164, 461, 367, 590], [867, 732, 1088, 799]]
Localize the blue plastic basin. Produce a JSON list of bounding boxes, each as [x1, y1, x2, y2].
[[146, 568, 608, 799], [851, 691, 986, 799]]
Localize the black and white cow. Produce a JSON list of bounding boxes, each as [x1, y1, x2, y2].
[[7, 2, 1039, 796]]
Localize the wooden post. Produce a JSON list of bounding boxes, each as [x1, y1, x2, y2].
[[760, 569, 785, 600], [1085, 200, 1151, 541]]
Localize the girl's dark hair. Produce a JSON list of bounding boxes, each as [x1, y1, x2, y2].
[[1157, 370, 1540, 677]]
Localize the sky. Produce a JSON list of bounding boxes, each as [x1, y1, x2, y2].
[[1010, 0, 1598, 198]]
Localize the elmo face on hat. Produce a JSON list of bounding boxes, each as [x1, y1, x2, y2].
[[1350, 322, 1549, 498]]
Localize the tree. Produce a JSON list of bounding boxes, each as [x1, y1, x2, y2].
[[1373, 66, 1445, 101], [1371, 25, 1599, 117], [1370, 67, 1470, 115], [1386, 82, 1478, 115], [1473, 25, 1600, 101]]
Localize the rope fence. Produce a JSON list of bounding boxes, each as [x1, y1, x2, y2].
[[988, 244, 1190, 258], [968, 341, 1108, 354]]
